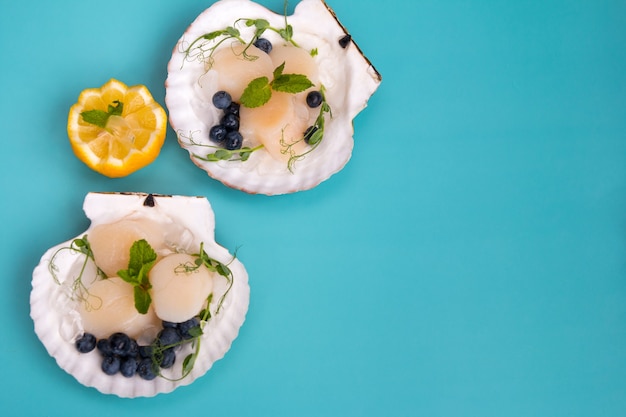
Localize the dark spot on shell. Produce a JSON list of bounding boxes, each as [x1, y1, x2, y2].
[[339, 34, 351, 48], [143, 194, 155, 207]]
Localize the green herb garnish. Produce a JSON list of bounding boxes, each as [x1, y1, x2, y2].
[[182, 6, 300, 68], [179, 130, 264, 163], [116, 239, 157, 314], [240, 62, 313, 108], [177, 245, 236, 379], [49, 235, 105, 310], [80, 100, 123, 128], [177, 242, 235, 314], [197, 145, 264, 163], [155, 243, 237, 381], [283, 85, 332, 172]]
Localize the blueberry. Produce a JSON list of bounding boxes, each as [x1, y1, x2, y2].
[[221, 113, 240, 131], [120, 357, 138, 378], [209, 124, 228, 144], [108, 333, 133, 356], [254, 37, 273, 54], [162, 321, 177, 329], [224, 131, 243, 150], [138, 345, 154, 359], [157, 327, 182, 348], [126, 339, 139, 358], [303, 126, 319, 144], [225, 101, 240, 117], [306, 91, 323, 108], [97, 339, 113, 356], [137, 358, 158, 380], [178, 317, 201, 340], [160, 348, 176, 369], [101, 356, 121, 375], [75, 333, 96, 353], [212, 91, 232, 109]]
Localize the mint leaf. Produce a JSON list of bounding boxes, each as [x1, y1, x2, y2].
[[133, 286, 152, 315], [273, 62, 285, 79], [240, 76, 272, 108], [117, 269, 137, 285], [80, 109, 109, 128], [239, 64, 314, 108], [138, 262, 154, 287], [80, 99, 124, 128], [108, 100, 123, 116], [116, 239, 157, 314], [128, 239, 157, 274], [272, 73, 314, 94]]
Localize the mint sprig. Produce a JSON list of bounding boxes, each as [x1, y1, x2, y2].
[[240, 62, 314, 108], [117, 239, 157, 314], [80, 100, 124, 128]]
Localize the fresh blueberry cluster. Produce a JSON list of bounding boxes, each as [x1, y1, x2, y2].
[[74, 317, 201, 381], [209, 91, 243, 150], [207, 36, 326, 154]]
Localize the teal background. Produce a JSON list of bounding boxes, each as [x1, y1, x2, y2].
[[1, 0, 625, 415]]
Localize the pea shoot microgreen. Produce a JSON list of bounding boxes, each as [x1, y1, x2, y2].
[[283, 85, 332, 172], [48, 235, 105, 310], [183, 242, 236, 314], [178, 130, 264, 163], [182, 9, 299, 68], [80, 100, 124, 129], [197, 145, 265, 163], [154, 243, 237, 381]]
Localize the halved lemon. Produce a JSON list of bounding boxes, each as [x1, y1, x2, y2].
[[67, 79, 167, 178]]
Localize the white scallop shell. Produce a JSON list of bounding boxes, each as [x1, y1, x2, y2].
[[30, 192, 249, 398], [165, 0, 381, 195]]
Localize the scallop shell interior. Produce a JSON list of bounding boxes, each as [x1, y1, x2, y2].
[[30, 192, 249, 398], [166, 0, 381, 195]]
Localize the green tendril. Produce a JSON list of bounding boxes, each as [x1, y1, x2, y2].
[[283, 85, 332, 172], [48, 235, 105, 311], [182, 4, 298, 69], [158, 244, 238, 381]]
